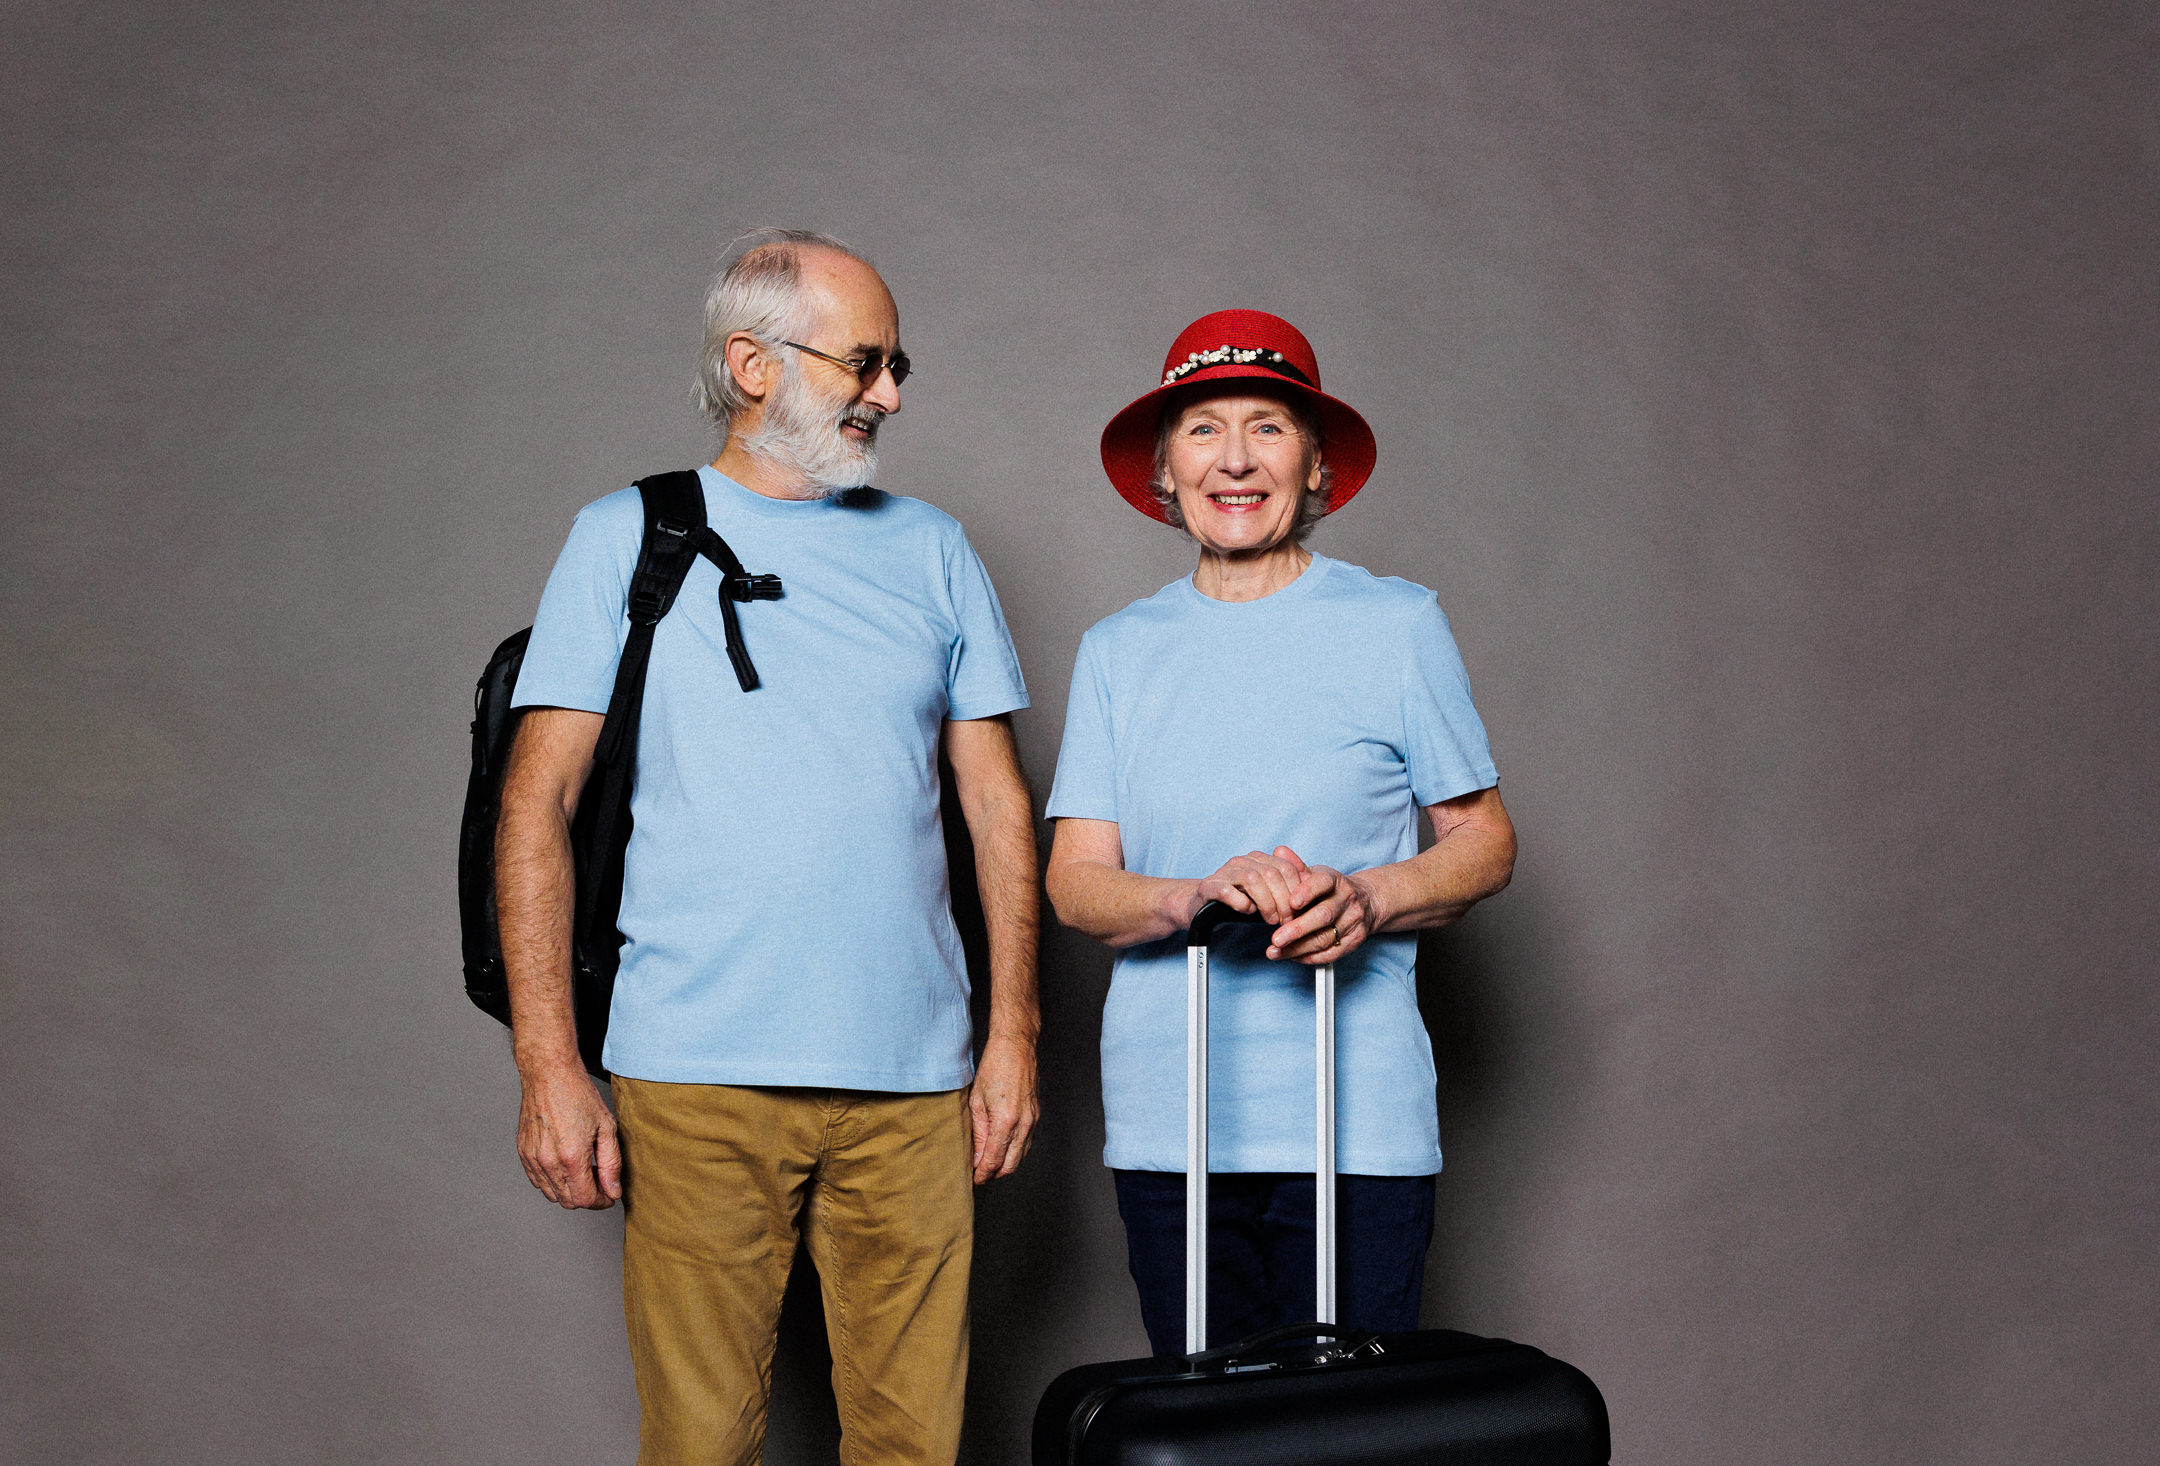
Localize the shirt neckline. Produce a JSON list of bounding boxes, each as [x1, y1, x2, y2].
[[1177, 552, 1332, 611], [697, 464, 856, 518]]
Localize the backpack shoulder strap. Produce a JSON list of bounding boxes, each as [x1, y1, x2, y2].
[[592, 471, 707, 767], [625, 470, 706, 626]]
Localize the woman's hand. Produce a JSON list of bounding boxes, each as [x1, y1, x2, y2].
[[1264, 850, 1383, 965], [1192, 848, 1312, 926], [1190, 846, 1382, 964]]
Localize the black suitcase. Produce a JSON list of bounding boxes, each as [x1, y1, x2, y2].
[[1031, 903, 1609, 1465]]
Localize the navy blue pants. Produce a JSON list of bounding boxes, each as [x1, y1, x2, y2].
[[1112, 1170, 1437, 1357]]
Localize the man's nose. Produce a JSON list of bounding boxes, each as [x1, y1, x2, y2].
[[860, 362, 902, 414]]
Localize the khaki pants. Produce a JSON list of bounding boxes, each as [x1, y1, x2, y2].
[[613, 1079, 973, 1466]]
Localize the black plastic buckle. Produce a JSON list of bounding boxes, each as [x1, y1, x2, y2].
[[726, 573, 784, 602]]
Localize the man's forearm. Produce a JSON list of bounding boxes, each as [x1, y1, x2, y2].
[[952, 729, 1043, 1182], [971, 788, 1042, 1044], [495, 709, 617, 1209], [495, 786, 583, 1073], [946, 718, 1044, 1044]]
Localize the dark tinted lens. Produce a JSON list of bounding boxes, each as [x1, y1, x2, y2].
[[884, 351, 911, 386]]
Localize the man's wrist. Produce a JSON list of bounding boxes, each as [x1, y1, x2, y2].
[[512, 1030, 588, 1080]]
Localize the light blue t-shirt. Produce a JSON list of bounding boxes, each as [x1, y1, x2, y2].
[[1046, 555, 1497, 1174], [512, 467, 1029, 1087]]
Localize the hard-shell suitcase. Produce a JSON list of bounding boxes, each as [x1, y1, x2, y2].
[[1032, 902, 1609, 1465]]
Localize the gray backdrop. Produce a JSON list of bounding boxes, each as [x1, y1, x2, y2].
[[7, 2, 2155, 1462]]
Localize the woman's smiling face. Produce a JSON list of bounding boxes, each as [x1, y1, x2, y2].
[[1162, 390, 1323, 556]]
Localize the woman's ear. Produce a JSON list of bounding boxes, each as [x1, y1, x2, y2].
[[1305, 447, 1325, 494]]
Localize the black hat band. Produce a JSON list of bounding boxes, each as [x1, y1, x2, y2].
[[1161, 346, 1315, 389]]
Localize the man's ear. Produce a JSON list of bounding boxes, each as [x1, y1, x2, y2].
[[725, 332, 772, 402]]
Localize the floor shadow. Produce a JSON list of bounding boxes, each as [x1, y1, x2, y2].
[[762, 1246, 844, 1465], [945, 775, 1132, 1461], [1419, 918, 1511, 1132], [1413, 879, 1585, 1330], [960, 920, 1125, 1463]]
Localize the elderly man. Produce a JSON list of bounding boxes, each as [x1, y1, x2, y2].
[[497, 229, 1039, 1466]]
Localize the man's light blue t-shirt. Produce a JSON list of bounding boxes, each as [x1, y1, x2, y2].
[[1046, 555, 1497, 1174], [513, 466, 1028, 1088]]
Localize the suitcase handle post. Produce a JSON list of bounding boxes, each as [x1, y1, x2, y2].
[[1184, 901, 1337, 1355]]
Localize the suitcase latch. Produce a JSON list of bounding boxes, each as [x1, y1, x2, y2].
[[1313, 1338, 1388, 1365]]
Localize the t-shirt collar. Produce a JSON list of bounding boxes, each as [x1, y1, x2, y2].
[[1180, 552, 1331, 610]]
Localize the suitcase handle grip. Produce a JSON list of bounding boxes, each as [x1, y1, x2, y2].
[[1192, 1321, 1373, 1373], [1187, 899, 1269, 949], [1192, 1321, 1356, 1373]]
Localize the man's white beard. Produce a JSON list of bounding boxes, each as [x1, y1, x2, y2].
[[737, 358, 881, 494]]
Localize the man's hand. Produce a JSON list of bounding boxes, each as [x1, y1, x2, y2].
[[517, 1061, 623, 1210], [968, 1032, 1039, 1183]]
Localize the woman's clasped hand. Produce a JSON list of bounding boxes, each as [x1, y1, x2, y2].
[[1192, 845, 1381, 963]]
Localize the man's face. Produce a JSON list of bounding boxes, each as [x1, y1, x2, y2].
[[742, 252, 904, 493]]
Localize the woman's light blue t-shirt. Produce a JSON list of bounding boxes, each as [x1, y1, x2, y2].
[[512, 467, 1028, 1088], [1046, 554, 1497, 1174]]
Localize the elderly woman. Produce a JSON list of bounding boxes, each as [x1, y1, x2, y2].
[[1044, 310, 1517, 1355]]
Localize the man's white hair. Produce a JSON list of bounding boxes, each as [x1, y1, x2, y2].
[[693, 228, 876, 438]]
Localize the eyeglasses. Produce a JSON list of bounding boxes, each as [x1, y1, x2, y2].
[[783, 341, 913, 387]]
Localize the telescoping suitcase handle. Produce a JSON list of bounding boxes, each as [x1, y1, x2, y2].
[[1184, 900, 1336, 1355]]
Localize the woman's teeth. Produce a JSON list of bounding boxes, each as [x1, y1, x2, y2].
[[1212, 493, 1264, 506]]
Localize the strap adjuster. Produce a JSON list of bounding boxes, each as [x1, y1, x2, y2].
[[726, 573, 784, 603]]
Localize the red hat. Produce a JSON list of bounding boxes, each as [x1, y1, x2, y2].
[[1100, 309, 1377, 524]]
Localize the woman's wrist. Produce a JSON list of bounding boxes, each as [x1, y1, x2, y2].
[[1157, 878, 1203, 938], [1346, 868, 1391, 934]]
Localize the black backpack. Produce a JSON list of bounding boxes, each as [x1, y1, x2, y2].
[[458, 470, 782, 1075]]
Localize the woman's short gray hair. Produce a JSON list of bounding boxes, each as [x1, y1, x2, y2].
[[693, 228, 875, 435], [1147, 395, 1335, 542]]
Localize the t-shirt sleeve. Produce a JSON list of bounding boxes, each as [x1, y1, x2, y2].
[[510, 493, 640, 713], [941, 526, 1030, 721], [1399, 595, 1500, 806], [1045, 632, 1118, 822]]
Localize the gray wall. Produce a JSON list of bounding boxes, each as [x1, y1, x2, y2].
[[7, 2, 2155, 1461]]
